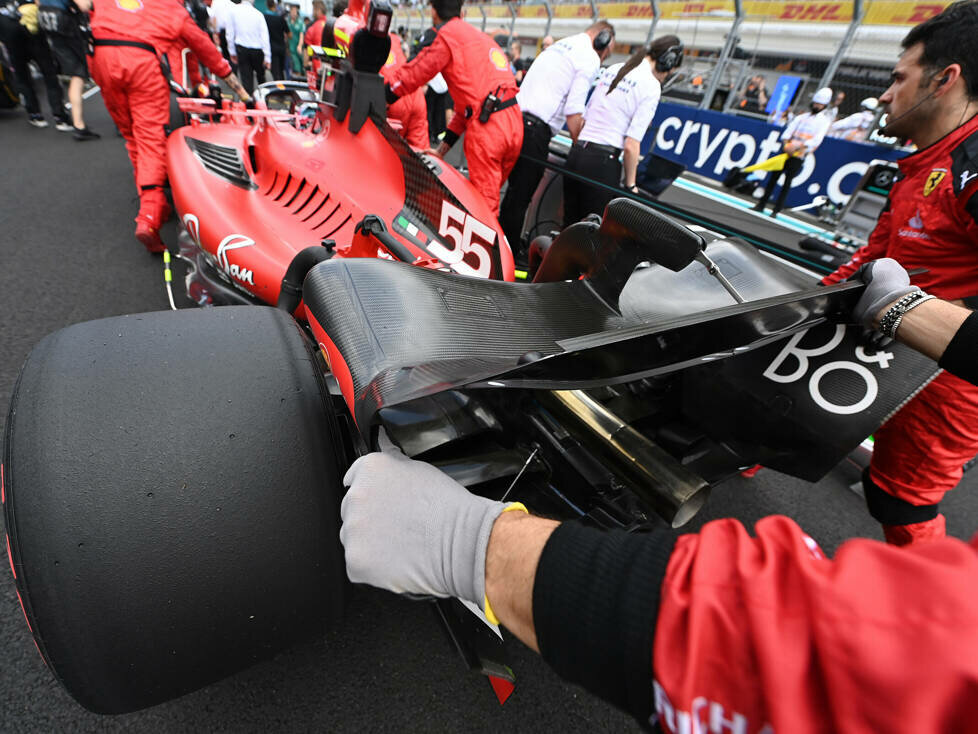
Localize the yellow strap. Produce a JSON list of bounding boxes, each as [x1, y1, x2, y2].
[[483, 502, 528, 625]]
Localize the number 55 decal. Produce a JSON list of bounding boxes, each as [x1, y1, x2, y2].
[[430, 201, 495, 278]]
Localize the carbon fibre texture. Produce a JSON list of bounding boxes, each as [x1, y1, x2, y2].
[[375, 121, 503, 279], [304, 257, 624, 426]]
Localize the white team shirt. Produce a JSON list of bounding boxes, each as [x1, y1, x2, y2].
[[580, 60, 660, 149], [828, 110, 875, 141], [227, 2, 271, 63], [781, 109, 833, 155], [208, 0, 233, 33], [516, 32, 600, 134]]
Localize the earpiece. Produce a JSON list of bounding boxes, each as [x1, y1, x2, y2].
[[939, 73, 950, 86], [593, 28, 613, 52], [655, 43, 683, 73]]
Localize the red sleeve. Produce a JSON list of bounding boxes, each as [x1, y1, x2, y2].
[[388, 34, 450, 99], [446, 97, 468, 137], [653, 516, 978, 733], [180, 14, 231, 78], [820, 204, 891, 285]]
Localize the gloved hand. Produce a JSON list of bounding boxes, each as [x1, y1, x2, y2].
[[340, 432, 515, 610], [850, 257, 919, 327]]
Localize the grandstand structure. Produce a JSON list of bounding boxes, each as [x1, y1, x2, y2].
[[391, 0, 952, 118]]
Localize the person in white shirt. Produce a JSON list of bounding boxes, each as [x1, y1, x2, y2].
[[499, 20, 615, 257], [563, 35, 682, 227], [227, 0, 270, 95], [753, 86, 833, 216], [829, 96, 879, 142], [207, 0, 235, 69]]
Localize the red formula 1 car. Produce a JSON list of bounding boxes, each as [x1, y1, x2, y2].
[[0, 3, 941, 716]]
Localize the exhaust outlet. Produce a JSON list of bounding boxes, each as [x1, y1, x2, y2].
[[542, 389, 710, 528]]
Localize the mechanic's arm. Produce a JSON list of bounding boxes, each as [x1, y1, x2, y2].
[[73, 0, 92, 11], [622, 136, 641, 190], [387, 36, 450, 101], [852, 258, 978, 386], [180, 14, 248, 100]]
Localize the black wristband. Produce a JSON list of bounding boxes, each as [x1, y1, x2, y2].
[[939, 310, 978, 386], [441, 129, 459, 147], [533, 522, 677, 722]]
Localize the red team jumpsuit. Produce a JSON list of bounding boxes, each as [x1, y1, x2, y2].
[[822, 114, 978, 544], [652, 516, 978, 732], [380, 34, 429, 150], [90, 0, 231, 252], [386, 17, 523, 215]]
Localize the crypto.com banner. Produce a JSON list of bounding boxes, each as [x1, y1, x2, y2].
[[643, 101, 906, 208]]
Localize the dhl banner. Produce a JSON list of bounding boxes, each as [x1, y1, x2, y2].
[[459, 1, 949, 25]]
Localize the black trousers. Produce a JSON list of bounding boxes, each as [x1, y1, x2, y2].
[[0, 18, 66, 118], [270, 48, 285, 81], [562, 143, 622, 227], [236, 46, 265, 95], [425, 87, 448, 142], [756, 154, 804, 213], [499, 113, 553, 253]]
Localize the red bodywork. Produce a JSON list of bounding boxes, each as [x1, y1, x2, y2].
[[166, 20, 514, 320]]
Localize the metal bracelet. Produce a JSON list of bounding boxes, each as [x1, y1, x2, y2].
[[878, 290, 933, 340]]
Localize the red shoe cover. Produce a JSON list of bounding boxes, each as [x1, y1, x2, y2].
[[882, 514, 947, 547], [740, 464, 764, 478], [135, 221, 166, 254]]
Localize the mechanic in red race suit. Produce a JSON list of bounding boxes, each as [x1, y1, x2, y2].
[[381, 31, 429, 150], [339, 258, 978, 733], [383, 0, 522, 216], [89, 0, 248, 253], [820, 0, 978, 546], [303, 0, 326, 87], [327, 1, 428, 150]]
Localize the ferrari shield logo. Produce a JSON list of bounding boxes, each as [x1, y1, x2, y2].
[[924, 169, 946, 197], [114, 0, 143, 11]]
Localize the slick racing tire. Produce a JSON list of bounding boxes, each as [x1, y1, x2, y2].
[[2, 306, 348, 714]]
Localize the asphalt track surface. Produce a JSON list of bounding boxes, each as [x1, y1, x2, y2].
[[3, 94, 978, 733]]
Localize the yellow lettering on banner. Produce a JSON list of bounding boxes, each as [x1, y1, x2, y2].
[[465, 0, 949, 25]]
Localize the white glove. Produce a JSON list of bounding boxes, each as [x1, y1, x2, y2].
[[340, 433, 514, 610]]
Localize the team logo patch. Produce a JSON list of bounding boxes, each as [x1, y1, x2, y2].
[[489, 48, 509, 70], [923, 168, 946, 197], [115, 0, 143, 11]]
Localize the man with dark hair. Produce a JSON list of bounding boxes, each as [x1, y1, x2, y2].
[[499, 20, 614, 256], [385, 0, 523, 216], [822, 0, 978, 546]]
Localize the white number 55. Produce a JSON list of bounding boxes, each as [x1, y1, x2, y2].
[[430, 201, 495, 278]]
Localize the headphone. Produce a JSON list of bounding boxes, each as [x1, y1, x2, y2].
[[593, 28, 613, 52], [655, 43, 683, 73]]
